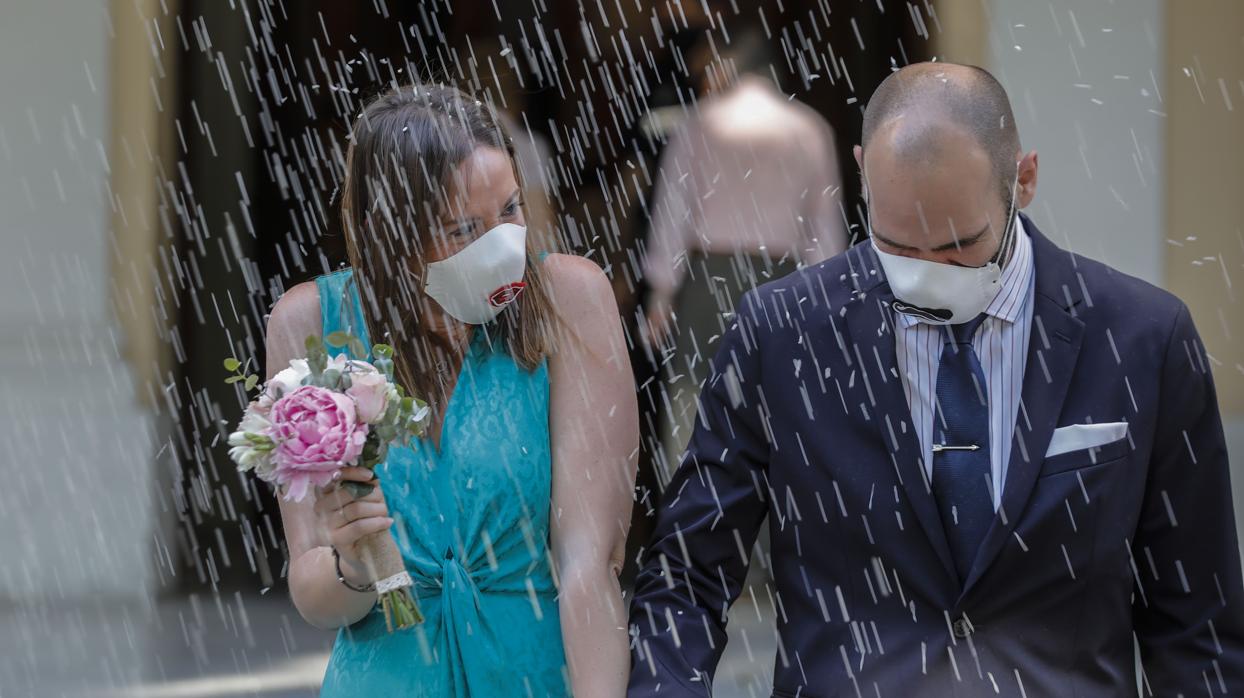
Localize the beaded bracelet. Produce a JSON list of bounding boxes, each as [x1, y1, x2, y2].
[[332, 547, 376, 593]]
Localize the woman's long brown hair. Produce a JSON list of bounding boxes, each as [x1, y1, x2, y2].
[[339, 82, 558, 409]]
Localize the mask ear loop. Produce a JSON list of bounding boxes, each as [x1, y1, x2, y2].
[[861, 167, 878, 242], [989, 163, 1022, 267], [401, 264, 428, 297]]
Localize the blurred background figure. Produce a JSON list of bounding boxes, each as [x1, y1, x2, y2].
[[641, 28, 847, 478]]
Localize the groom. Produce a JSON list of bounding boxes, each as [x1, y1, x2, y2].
[[628, 62, 1244, 696]]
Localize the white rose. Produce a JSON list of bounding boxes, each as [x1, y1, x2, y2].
[[266, 359, 311, 401], [327, 353, 378, 375], [236, 408, 271, 436]]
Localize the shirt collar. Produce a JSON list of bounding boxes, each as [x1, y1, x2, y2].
[[894, 217, 1036, 329]]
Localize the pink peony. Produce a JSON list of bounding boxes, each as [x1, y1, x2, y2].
[[346, 370, 390, 424], [269, 385, 369, 502]]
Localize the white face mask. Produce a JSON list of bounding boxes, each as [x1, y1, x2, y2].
[[423, 222, 528, 325], [864, 168, 1019, 325]]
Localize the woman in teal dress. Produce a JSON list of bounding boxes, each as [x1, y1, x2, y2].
[[263, 83, 638, 696]]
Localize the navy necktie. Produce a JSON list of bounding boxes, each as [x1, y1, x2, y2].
[[931, 313, 994, 582]]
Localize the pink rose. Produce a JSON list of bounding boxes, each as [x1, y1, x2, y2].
[[346, 370, 390, 424], [269, 385, 369, 502]]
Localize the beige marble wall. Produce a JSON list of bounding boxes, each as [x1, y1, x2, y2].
[[1164, 0, 1244, 416], [0, 0, 158, 601], [933, 0, 1244, 568]]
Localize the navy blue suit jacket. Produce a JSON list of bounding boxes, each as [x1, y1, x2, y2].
[[628, 215, 1244, 697]]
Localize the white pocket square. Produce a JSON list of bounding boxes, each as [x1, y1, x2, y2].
[[1046, 422, 1128, 458]]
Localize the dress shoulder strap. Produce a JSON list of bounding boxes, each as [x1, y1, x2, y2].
[[314, 268, 372, 359]]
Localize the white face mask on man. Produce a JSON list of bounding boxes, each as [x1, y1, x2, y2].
[[864, 167, 1019, 325], [422, 222, 528, 325]]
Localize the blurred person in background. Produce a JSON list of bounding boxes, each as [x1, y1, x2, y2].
[[641, 28, 847, 472]]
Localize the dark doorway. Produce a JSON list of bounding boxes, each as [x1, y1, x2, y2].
[[165, 0, 929, 594]]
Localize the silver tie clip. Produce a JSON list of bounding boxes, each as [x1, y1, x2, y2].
[[932, 444, 981, 453]]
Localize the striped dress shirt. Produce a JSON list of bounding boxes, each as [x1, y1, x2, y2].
[[893, 219, 1037, 510]]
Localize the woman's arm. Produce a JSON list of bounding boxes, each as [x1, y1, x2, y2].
[[545, 254, 640, 698], [265, 281, 389, 629]]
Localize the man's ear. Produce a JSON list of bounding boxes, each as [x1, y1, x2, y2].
[[1016, 149, 1038, 208], [855, 146, 870, 203]]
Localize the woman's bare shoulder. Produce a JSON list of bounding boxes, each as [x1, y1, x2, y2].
[[541, 253, 623, 355], [266, 281, 323, 365], [541, 253, 610, 301]]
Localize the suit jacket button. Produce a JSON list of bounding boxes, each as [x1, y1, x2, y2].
[[952, 617, 974, 639]]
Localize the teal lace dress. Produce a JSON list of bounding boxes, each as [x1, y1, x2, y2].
[[314, 268, 569, 697]]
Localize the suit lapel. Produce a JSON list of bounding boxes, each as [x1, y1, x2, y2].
[[840, 244, 960, 583], [961, 217, 1086, 594]]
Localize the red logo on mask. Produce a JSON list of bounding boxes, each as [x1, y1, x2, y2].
[[488, 282, 527, 307]]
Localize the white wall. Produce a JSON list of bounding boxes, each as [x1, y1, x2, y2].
[[0, 0, 157, 600], [986, 0, 1165, 284], [984, 0, 1244, 549]]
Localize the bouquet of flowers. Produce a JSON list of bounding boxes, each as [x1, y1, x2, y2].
[[223, 332, 430, 631]]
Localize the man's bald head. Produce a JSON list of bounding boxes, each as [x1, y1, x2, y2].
[[862, 63, 1021, 200], [855, 63, 1038, 268]]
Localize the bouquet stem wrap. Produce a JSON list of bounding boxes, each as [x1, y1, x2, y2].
[[357, 528, 423, 630]]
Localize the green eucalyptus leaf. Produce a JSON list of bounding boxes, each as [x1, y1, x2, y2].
[[307, 351, 327, 377], [412, 403, 430, 423], [244, 375, 259, 391], [361, 435, 381, 462], [223, 357, 241, 372], [373, 344, 394, 359], [225, 375, 244, 384], [349, 338, 367, 358], [341, 481, 375, 499], [411, 406, 430, 428], [324, 331, 353, 348], [322, 368, 342, 389]]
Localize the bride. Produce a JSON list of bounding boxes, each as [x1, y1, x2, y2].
[[263, 82, 637, 696]]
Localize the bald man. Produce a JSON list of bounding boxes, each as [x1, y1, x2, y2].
[[628, 63, 1244, 697]]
